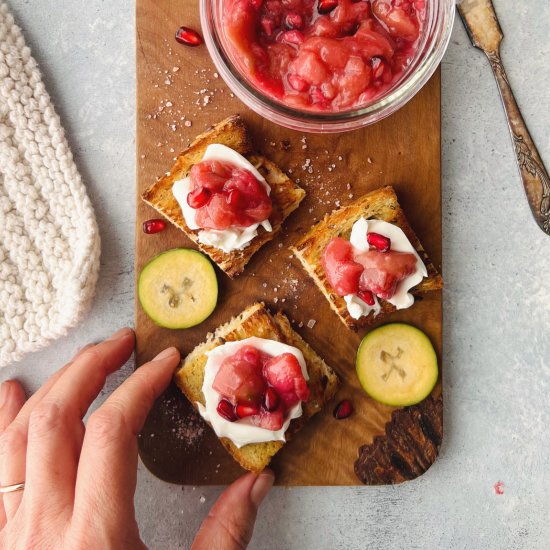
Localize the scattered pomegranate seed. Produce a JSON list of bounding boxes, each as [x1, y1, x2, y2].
[[367, 232, 391, 252], [175, 26, 203, 47], [318, 0, 338, 14], [236, 403, 260, 419], [142, 219, 166, 235], [263, 387, 280, 412], [358, 289, 375, 306], [187, 187, 211, 209], [285, 12, 304, 30], [217, 400, 237, 422], [333, 400, 353, 420]]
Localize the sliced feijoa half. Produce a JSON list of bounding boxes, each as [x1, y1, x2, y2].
[[138, 248, 218, 329], [356, 324, 438, 407]]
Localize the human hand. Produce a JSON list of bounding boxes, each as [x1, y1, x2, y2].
[[0, 328, 273, 549]]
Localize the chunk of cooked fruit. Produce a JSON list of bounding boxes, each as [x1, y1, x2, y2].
[[223, 0, 425, 111], [212, 345, 267, 405], [263, 353, 310, 408], [321, 237, 364, 296], [189, 160, 272, 230], [355, 249, 417, 300]]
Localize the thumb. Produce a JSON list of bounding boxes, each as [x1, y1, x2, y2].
[[191, 470, 274, 550]]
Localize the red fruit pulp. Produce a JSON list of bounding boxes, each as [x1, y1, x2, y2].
[[223, 0, 425, 112], [322, 236, 418, 300], [321, 238, 364, 296], [212, 346, 267, 405], [188, 160, 272, 230], [212, 345, 309, 431], [263, 353, 310, 408], [355, 249, 417, 299]]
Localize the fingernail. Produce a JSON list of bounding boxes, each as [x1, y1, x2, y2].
[[0, 381, 13, 409], [106, 327, 133, 342], [153, 347, 179, 362], [250, 470, 274, 507]]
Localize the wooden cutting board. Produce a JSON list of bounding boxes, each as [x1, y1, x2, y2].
[[135, 0, 443, 486]]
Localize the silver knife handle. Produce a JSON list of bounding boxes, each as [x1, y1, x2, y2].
[[486, 50, 550, 234]]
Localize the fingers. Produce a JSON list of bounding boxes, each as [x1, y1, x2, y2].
[[0, 382, 26, 433], [191, 470, 274, 550], [0, 381, 26, 529], [21, 329, 135, 519], [0, 344, 95, 521], [73, 347, 180, 532]]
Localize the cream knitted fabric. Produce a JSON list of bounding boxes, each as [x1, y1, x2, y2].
[[0, 2, 100, 368]]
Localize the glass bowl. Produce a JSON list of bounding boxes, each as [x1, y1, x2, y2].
[[201, 0, 455, 133]]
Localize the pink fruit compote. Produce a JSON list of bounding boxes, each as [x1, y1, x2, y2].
[[212, 345, 310, 431], [223, 0, 426, 112], [187, 160, 272, 230], [322, 235, 417, 302]]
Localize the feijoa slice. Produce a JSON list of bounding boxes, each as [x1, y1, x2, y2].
[[138, 248, 217, 329], [356, 324, 438, 407]]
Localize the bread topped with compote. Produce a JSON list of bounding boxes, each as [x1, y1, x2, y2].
[[291, 186, 443, 330], [175, 303, 339, 473], [142, 115, 305, 278]]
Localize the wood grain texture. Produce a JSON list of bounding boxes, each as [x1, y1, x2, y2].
[[135, 0, 443, 486]]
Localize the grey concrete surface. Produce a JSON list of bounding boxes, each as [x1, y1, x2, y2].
[[2, 1, 550, 549]]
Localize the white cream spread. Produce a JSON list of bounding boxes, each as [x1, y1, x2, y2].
[[172, 144, 273, 253], [345, 217, 428, 319], [197, 337, 309, 449]]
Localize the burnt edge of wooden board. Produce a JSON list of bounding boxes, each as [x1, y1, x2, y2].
[[354, 394, 443, 485]]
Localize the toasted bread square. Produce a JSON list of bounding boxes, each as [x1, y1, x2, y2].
[[175, 303, 340, 473], [142, 115, 306, 278], [291, 186, 443, 330]]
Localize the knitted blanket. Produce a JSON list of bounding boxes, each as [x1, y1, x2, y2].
[[0, 2, 100, 368]]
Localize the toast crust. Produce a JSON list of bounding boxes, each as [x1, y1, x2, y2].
[[142, 115, 305, 278], [291, 186, 443, 330], [175, 303, 339, 473]]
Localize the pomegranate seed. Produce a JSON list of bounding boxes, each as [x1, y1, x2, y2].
[[367, 232, 391, 252], [236, 403, 260, 419], [187, 187, 211, 209], [358, 289, 375, 306], [263, 387, 280, 412], [142, 219, 166, 235], [217, 400, 237, 422], [333, 400, 353, 420], [318, 0, 338, 15], [285, 13, 304, 30], [175, 26, 203, 47]]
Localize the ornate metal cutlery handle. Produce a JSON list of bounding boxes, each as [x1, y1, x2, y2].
[[486, 50, 550, 234]]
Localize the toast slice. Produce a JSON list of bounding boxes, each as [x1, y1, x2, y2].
[[142, 115, 306, 278], [175, 303, 340, 473], [291, 186, 443, 330]]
